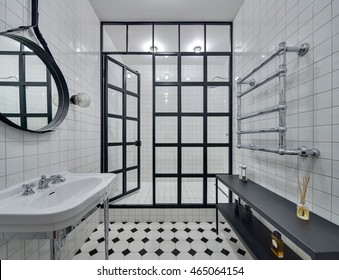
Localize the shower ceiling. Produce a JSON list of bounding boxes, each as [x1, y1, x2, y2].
[[89, 0, 244, 21]]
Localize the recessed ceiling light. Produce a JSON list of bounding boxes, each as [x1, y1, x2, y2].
[[185, 77, 190, 81], [193, 46, 202, 53], [127, 73, 132, 79], [156, 76, 160, 81], [165, 55, 168, 58], [164, 73, 169, 80], [150, 46, 158, 53]]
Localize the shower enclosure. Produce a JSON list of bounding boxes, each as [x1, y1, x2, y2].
[[101, 22, 232, 206]]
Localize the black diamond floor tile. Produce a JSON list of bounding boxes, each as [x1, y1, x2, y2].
[[204, 249, 213, 256], [122, 249, 131, 256], [135, 222, 140, 224], [122, 222, 127, 224], [211, 228, 217, 233], [156, 237, 164, 243], [159, 222, 164, 224], [184, 228, 191, 233], [171, 249, 180, 256], [158, 228, 164, 233], [89, 249, 98, 256], [97, 237, 105, 243], [142, 237, 150, 243], [197, 228, 204, 233], [155, 249, 164, 256], [171, 222, 176, 224], [215, 237, 223, 243], [171, 228, 178, 233], [112, 237, 120, 243], [139, 249, 147, 256], [237, 249, 246, 256], [230, 237, 238, 243], [117, 228, 124, 233], [108, 249, 114, 255], [224, 227, 231, 233], [131, 228, 138, 233], [93, 228, 98, 232], [85, 238, 90, 243], [184, 222, 189, 224], [144, 228, 151, 233], [221, 249, 230, 256], [188, 249, 197, 256], [201, 237, 208, 243], [127, 237, 135, 243], [186, 237, 193, 243], [147, 222, 152, 224], [171, 237, 179, 243], [75, 249, 81, 255]]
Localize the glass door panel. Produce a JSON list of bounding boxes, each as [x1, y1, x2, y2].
[[104, 56, 140, 201]]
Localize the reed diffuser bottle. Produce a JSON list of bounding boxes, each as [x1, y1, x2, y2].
[[296, 175, 310, 221]]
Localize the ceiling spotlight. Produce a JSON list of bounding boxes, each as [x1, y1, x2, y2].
[[127, 73, 132, 79], [165, 55, 168, 58], [193, 46, 202, 53], [150, 45, 158, 53], [164, 73, 169, 80], [156, 76, 160, 81], [185, 77, 190, 81]]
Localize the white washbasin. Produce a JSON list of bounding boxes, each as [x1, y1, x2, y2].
[[0, 172, 116, 232]]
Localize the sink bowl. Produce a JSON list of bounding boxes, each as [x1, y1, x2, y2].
[[0, 172, 116, 232]]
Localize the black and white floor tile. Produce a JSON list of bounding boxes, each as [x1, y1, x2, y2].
[[73, 222, 251, 260]]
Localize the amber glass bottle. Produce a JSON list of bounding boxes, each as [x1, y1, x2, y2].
[[271, 231, 284, 258]]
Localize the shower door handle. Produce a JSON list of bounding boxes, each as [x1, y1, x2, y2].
[[134, 140, 141, 146]]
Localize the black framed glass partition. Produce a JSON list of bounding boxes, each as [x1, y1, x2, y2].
[[101, 22, 232, 206]]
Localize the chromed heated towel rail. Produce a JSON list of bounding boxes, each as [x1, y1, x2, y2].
[[236, 42, 320, 157]]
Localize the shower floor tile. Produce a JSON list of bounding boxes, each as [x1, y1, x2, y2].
[[112, 182, 228, 205], [73, 222, 251, 260]]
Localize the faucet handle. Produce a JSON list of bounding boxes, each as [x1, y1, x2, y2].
[[22, 183, 34, 196]]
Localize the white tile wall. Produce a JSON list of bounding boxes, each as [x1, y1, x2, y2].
[[233, 0, 339, 225], [0, 0, 101, 259]]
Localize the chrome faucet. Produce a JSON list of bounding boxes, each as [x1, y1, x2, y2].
[[37, 174, 66, 189]]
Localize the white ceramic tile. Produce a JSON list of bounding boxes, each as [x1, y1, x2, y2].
[[332, 196, 339, 215], [333, 0, 339, 18], [314, 0, 331, 15], [314, 91, 332, 110], [333, 161, 339, 179], [314, 126, 331, 142], [314, 5, 331, 31], [314, 108, 332, 126]]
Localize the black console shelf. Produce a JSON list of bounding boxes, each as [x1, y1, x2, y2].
[[216, 175, 339, 260]]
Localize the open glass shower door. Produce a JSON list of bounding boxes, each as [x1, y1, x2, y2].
[[103, 56, 141, 201]]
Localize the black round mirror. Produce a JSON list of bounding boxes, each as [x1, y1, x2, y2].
[[0, 33, 69, 132]]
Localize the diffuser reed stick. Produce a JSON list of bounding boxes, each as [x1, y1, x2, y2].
[[296, 175, 310, 220]]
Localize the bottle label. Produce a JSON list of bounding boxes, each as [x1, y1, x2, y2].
[[272, 239, 278, 248]]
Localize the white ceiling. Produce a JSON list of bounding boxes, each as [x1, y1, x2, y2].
[[89, 0, 244, 21]]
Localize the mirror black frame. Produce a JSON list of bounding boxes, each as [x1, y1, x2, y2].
[[0, 33, 69, 133]]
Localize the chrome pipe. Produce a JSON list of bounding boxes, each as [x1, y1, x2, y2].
[[278, 42, 287, 150], [237, 83, 242, 146], [237, 127, 286, 134], [237, 70, 282, 98], [237, 145, 320, 157], [236, 50, 280, 84], [236, 42, 309, 85], [237, 104, 286, 121]]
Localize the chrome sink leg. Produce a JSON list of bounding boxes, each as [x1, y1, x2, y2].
[[50, 230, 62, 260], [104, 197, 109, 260]]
